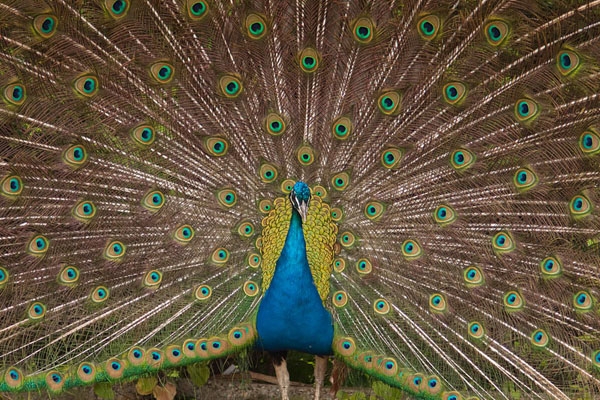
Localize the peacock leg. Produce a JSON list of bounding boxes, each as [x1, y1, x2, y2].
[[272, 351, 290, 400], [313, 355, 328, 400]]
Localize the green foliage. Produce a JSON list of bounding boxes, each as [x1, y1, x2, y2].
[[187, 363, 210, 387], [372, 381, 405, 399], [93, 382, 115, 399], [136, 376, 158, 395], [336, 390, 369, 400]]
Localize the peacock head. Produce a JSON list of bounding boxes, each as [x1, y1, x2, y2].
[[290, 181, 310, 223]]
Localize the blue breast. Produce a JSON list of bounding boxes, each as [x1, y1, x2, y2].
[[256, 208, 334, 355]]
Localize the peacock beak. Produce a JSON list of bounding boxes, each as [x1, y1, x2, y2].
[[298, 201, 308, 223]]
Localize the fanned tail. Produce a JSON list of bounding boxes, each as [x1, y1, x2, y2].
[[0, 0, 599, 399]]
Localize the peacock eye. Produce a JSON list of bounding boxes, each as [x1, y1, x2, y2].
[[195, 285, 212, 300], [243, 281, 259, 296], [211, 247, 229, 264], [187, 0, 208, 19], [443, 82, 466, 104], [297, 144, 315, 166], [377, 91, 401, 115], [299, 48, 320, 73], [355, 258, 372, 274], [246, 14, 267, 39], [219, 75, 243, 98], [332, 116, 352, 140], [150, 62, 175, 83], [33, 15, 57, 38], [352, 17, 375, 44], [73, 75, 99, 97], [259, 162, 278, 183], [417, 15, 440, 40], [331, 171, 350, 191], [484, 20, 510, 45]]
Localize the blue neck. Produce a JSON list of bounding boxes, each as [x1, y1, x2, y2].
[[256, 209, 333, 355]]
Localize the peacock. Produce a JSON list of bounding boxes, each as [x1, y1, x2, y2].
[[1, 0, 600, 399]]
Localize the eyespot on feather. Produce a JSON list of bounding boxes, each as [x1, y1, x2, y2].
[[332, 116, 352, 140], [339, 231, 356, 248], [90, 286, 110, 303], [245, 14, 268, 40], [492, 231, 515, 254], [433, 204, 457, 226], [569, 193, 592, 219], [352, 17, 375, 44], [104, 240, 126, 260], [33, 14, 58, 38], [429, 293, 447, 313], [503, 290, 524, 311], [355, 258, 372, 275], [332, 291, 348, 307], [557, 49, 581, 76], [334, 337, 356, 357], [128, 347, 145, 365], [1, 175, 23, 198], [373, 299, 390, 315], [573, 290, 593, 311], [77, 362, 96, 383], [579, 129, 600, 155], [141, 190, 166, 212], [450, 148, 475, 171], [298, 48, 320, 73], [131, 124, 156, 147], [442, 82, 466, 105], [62, 145, 88, 169], [265, 113, 286, 136], [150, 61, 175, 84], [259, 162, 278, 183], [4, 367, 24, 389], [333, 258, 346, 273], [0, 266, 9, 288], [202, 136, 229, 157], [3, 83, 26, 106], [468, 321, 485, 339], [104, 0, 130, 19], [331, 171, 350, 191], [58, 265, 80, 286], [243, 281, 259, 297], [484, 19, 509, 46], [418, 15, 441, 40], [27, 302, 47, 320], [187, 0, 209, 20], [173, 224, 195, 244], [143, 270, 163, 288], [105, 358, 125, 379], [27, 234, 49, 256], [195, 285, 212, 300], [297, 144, 315, 166], [514, 98, 540, 123], [73, 74, 99, 97], [364, 201, 386, 221], [377, 91, 401, 115], [72, 200, 97, 222], [402, 239, 422, 260], [219, 74, 243, 98], [45, 371, 65, 392]]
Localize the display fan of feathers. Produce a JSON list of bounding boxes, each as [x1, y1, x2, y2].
[[0, 0, 600, 399]]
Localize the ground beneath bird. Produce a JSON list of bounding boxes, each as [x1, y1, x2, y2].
[[1, 373, 377, 400]]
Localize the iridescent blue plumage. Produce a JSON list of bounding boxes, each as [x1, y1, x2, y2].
[[256, 182, 334, 355]]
